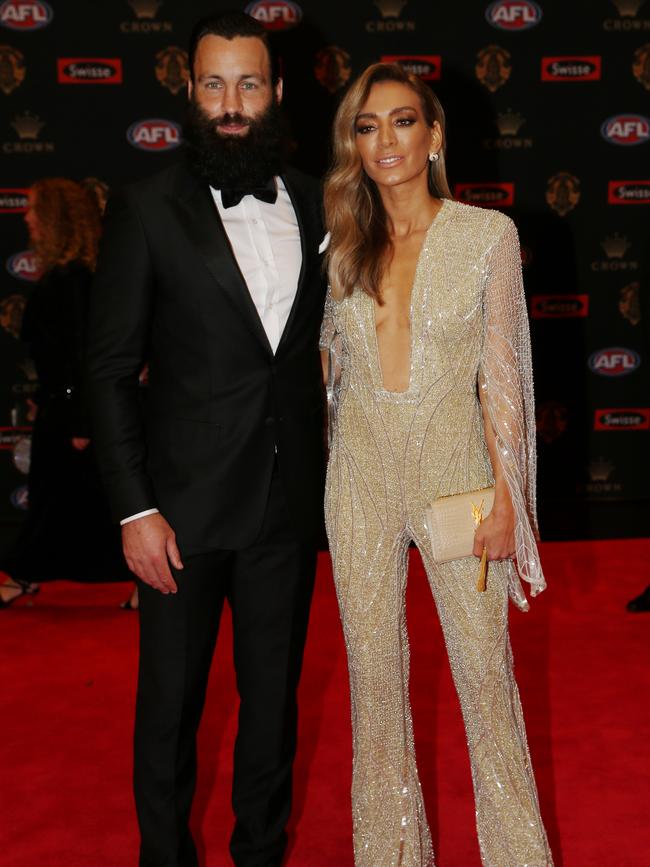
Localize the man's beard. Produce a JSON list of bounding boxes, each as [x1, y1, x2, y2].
[[182, 96, 284, 190]]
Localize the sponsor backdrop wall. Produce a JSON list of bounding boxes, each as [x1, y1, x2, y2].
[[1, 0, 649, 546]]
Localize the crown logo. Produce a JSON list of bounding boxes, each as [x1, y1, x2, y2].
[[128, 0, 162, 19], [611, 0, 646, 15], [497, 109, 525, 136], [588, 457, 614, 482], [374, 0, 408, 18], [601, 233, 631, 259], [10, 111, 45, 141]]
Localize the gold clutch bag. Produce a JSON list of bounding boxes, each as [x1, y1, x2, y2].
[[426, 487, 495, 590]]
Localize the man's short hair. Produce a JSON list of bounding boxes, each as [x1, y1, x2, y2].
[[188, 10, 280, 84]]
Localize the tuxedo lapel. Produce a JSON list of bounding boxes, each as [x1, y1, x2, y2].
[[168, 174, 273, 355], [277, 169, 320, 354]]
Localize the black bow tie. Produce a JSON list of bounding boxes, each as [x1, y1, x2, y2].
[[220, 178, 278, 209]]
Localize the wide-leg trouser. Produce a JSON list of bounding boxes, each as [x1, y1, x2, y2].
[[331, 523, 553, 866], [134, 471, 316, 867], [327, 436, 553, 867]]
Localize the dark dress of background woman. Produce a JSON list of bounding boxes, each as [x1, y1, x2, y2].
[[0, 179, 128, 605]]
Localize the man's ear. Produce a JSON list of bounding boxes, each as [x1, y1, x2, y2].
[[275, 77, 283, 105], [187, 78, 193, 101]]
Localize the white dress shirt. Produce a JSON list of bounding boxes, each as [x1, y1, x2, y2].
[[213, 177, 302, 353], [121, 177, 302, 526]]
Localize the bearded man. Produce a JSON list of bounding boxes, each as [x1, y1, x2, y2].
[[86, 12, 326, 867]]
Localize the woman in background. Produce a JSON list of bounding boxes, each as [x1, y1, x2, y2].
[[0, 178, 128, 606], [321, 64, 552, 865]]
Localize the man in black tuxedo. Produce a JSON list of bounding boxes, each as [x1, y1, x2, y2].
[[86, 12, 326, 867]]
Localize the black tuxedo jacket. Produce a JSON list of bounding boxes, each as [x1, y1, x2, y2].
[[86, 160, 327, 554]]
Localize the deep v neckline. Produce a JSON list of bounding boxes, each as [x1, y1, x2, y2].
[[369, 199, 448, 396]]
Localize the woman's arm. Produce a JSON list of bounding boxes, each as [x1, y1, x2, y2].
[[473, 388, 516, 561], [475, 216, 546, 604], [319, 288, 343, 446], [320, 348, 329, 385]]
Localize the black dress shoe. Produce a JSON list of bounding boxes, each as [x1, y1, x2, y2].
[[626, 585, 650, 612], [0, 580, 40, 609]]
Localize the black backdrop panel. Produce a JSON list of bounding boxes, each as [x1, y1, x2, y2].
[[1, 0, 649, 542]]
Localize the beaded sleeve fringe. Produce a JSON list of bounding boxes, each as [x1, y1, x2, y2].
[[479, 219, 546, 610]]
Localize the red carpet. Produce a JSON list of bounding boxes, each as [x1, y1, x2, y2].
[[2, 539, 649, 866]]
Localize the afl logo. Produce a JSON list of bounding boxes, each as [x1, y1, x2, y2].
[[588, 347, 641, 377], [57, 58, 123, 84], [127, 118, 181, 151], [244, 0, 302, 30], [454, 182, 515, 208], [601, 114, 650, 146], [6, 249, 40, 282], [10, 484, 29, 511], [594, 409, 650, 431], [0, 0, 52, 30], [486, 1, 542, 31]]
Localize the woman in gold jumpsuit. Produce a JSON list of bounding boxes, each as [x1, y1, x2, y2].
[[320, 63, 553, 866]]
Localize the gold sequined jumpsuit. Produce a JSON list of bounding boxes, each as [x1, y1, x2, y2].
[[320, 201, 553, 867]]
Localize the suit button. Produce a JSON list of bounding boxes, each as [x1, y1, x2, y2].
[[264, 416, 275, 426]]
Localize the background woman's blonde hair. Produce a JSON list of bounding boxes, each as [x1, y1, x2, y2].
[[324, 63, 452, 302], [30, 178, 102, 275]]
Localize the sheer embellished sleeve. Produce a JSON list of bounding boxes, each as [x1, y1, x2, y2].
[[319, 286, 343, 446], [479, 217, 546, 609]]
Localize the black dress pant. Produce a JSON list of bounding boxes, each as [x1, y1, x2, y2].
[[134, 470, 317, 867]]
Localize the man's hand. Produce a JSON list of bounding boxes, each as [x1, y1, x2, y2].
[[122, 513, 183, 594], [71, 437, 91, 451]]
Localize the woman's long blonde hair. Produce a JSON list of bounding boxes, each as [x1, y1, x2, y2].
[[324, 63, 452, 302], [29, 178, 102, 275]]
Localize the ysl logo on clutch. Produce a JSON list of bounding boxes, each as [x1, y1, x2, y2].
[[471, 498, 488, 593]]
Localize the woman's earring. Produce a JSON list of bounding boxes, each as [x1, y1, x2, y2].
[[429, 151, 440, 163]]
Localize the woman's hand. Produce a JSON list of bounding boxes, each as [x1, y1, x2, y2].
[[473, 498, 516, 562]]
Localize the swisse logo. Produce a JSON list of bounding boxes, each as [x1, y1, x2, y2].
[[244, 0, 302, 30], [0, 188, 28, 212], [381, 55, 441, 80], [127, 118, 181, 151], [486, 1, 542, 30], [531, 294, 589, 318], [454, 182, 514, 207], [594, 408, 650, 431], [588, 347, 641, 376], [608, 180, 650, 203], [0, 0, 52, 30], [58, 58, 123, 84], [6, 249, 40, 281], [601, 114, 650, 145], [541, 56, 601, 81]]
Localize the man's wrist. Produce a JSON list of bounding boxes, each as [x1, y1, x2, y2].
[[120, 508, 159, 526]]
